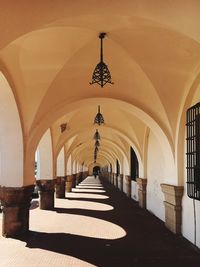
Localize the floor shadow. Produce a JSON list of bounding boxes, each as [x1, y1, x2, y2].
[[20, 227, 200, 267], [21, 179, 200, 267], [30, 200, 39, 210]]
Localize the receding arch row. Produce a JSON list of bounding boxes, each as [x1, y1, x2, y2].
[[65, 136, 129, 166], [24, 97, 176, 185]]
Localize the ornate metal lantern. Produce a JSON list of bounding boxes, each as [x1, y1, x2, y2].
[[94, 105, 104, 125], [93, 129, 100, 140], [95, 140, 100, 147], [90, 32, 113, 88], [94, 146, 99, 154], [60, 123, 68, 133]]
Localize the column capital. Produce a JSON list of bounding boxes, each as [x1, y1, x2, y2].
[[0, 185, 34, 207], [36, 179, 55, 192], [161, 184, 184, 206], [136, 178, 147, 187], [0, 185, 34, 237]]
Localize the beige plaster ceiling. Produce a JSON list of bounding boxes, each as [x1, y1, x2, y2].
[[0, 1, 200, 170]]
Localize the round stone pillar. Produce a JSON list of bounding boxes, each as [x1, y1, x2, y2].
[[72, 174, 77, 188], [0, 185, 34, 237], [37, 180, 55, 210], [55, 177, 66, 198], [66, 175, 73, 192]]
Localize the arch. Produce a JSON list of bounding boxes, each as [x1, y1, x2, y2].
[[130, 147, 139, 180], [56, 146, 65, 176], [176, 71, 200, 185], [36, 128, 53, 180], [25, 98, 174, 185], [0, 72, 23, 187]]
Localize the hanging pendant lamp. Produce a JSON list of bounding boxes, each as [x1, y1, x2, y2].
[[94, 146, 99, 154], [94, 105, 104, 125], [90, 32, 113, 88], [93, 129, 100, 140], [95, 140, 100, 147]]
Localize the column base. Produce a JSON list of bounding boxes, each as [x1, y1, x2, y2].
[[161, 184, 184, 234], [55, 177, 66, 198], [0, 185, 34, 238], [37, 180, 55, 210], [137, 178, 147, 209]]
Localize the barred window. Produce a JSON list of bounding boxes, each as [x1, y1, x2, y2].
[[186, 102, 200, 200], [130, 147, 139, 181]]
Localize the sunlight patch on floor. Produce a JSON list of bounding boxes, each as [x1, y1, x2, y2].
[[76, 185, 104, 189], [66, 192, 109, 199], [0, 236, 96, 267], [55, 198, 113, 211], [30, 208, 126, 240], [72, 188, 106, 193]]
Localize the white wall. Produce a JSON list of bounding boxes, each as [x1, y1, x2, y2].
[[182, 138, 200, 248], [182, 189, 200, 247], [66, 155, 72, 175], [146, 131, 165, 221], [36, 129, 53, 180], [56, 147, 65, 176], [131, 180, 138, 201], [0, 73, 23, 187]]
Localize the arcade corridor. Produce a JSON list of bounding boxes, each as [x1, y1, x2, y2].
[[1, 2, 200, 266], [0, 176, 200, 267]]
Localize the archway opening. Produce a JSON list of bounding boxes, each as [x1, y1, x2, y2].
[[93, 166, 100, 176], [130, 147, 139, 181]]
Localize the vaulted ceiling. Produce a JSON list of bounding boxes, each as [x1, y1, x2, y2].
[[1, 1, 200, 168]]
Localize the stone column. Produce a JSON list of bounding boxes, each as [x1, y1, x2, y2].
[[109, 173, 112, 183], [37, 180, 55, 210], [113, 174, 115, 186], [113, 173, 116, 186], [76, 172, 82, 185], [55, 176, 66, 198], [72, 174, 76, 188], [66, 175, 73, 192], [0, 185, 34, 237], [137, 178, 147, 209], [120, 174, 123, 191], [125, 176, 131, 198], [116, 175, 119, 189], [161, 184, 184, 234]]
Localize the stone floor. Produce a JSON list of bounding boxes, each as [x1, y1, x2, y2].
[[0, 176, 200, 267]]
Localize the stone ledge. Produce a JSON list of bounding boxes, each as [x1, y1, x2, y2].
[[161, 183, 184, 234], [161, 184, 184, 206]]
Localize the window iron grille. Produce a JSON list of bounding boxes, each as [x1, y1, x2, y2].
[[186, 102, 200, 200], [130, 147, 139, 181]]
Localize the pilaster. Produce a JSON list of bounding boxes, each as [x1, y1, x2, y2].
[[161, 184, 184, 234], [137, 178, 147, 208]]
